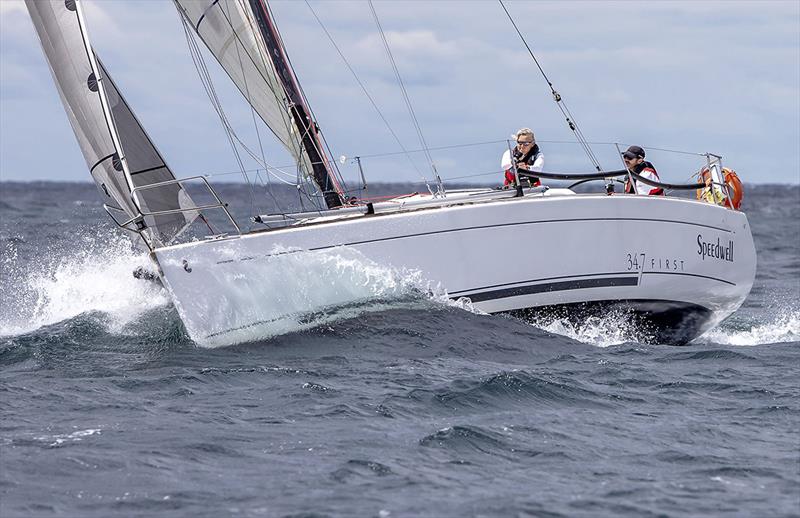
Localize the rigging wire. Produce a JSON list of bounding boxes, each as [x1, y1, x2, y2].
[[187, 5, 289, 154], [180, 15, 248, 180], [303, 0, 431, 191], [184, 0, 327, 211], [367, 0, 441, 196], [225, 0, 322, 213], [181, 17, 261, 167], [179, 2, 327, 215], [183, 12, 314, 216], [497, 0, 603, 172], [231, 0, 304, 216], [263, 0, 347, 202], [222, 0, 260, 226]]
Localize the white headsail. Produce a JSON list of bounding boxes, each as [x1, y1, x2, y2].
[[173, 0, 343, 208], [99, 58, 199, 245], [26, 0, 197, 247]]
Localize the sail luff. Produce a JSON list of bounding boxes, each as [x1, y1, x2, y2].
[[73, 0, 140, 212], [25, 0, 139, 220], [26, 0, 198, 248], [247, 0, 343, 209], [173, 0, 343, 208]]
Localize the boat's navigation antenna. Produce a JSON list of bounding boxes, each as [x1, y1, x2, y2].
[[498, 0, 603, 172]]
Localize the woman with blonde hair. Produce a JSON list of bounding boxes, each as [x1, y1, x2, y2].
[[501, 128, 544, 188]]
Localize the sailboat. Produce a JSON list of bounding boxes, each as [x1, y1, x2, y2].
[[26, 0, 756, 347]]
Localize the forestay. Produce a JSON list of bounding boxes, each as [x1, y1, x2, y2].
[[26, 0, 196, 247]]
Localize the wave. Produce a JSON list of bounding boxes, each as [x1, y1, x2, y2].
[[432, 370, 614, 411], [330, 459, 394, 483], [522, 304, 800, 348], [180, 245, 468, 348], [525, 310, 649, 348], [697, 311, 799, 346], [419, 425, 536, 459], [0, 234, 473, 346], [0, 232, 170, 338]]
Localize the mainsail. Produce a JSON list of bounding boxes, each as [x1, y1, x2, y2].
[[173, 0, 343, 208], [26, 0, 197, 246]]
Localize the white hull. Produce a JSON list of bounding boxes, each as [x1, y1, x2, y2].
[[152, 190, 756, 347]]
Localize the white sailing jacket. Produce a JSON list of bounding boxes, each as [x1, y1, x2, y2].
[[501, 149, 545, 174]]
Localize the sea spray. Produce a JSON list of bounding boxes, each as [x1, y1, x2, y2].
[[527, 310, 652, 348], [0, 233, 480, 345], [698, 310, 799, 346], [164, 244, 463, 348], [0, 230, 168, 337]]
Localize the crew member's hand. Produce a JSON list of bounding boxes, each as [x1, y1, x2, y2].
[[517, 163, 529, 170]]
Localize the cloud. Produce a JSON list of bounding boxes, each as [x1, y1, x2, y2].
[[357, 29, 462, 59], [1, 0, 798, 185], [0, 0, 25, 16]]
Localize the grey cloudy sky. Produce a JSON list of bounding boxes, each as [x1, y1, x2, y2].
[[1, 0, 798, 186]]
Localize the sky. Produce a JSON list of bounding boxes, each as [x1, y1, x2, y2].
[[1, 0, 799, 187]]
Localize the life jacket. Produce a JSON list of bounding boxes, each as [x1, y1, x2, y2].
[[504, 144, 542, 186], [624, 161, 664, 195]]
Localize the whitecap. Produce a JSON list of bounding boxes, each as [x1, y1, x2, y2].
[[0, 231, 169, 337], [697, 311, 799, 346]]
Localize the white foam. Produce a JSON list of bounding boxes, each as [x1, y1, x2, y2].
[[697, 311, 799, 346], [532, 313, 646, 348], [0, 230, 479, 345], [34, 428, 102, 448], [184, 245, 460, 348], [0, 232, 169, 337]]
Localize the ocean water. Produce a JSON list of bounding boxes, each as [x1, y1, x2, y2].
[[1, 182, 798, 517]]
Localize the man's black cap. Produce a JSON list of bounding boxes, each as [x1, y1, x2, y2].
[[622, 145, 646, 160]]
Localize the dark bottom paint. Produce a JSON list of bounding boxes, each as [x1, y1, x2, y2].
[[506, 299, 714, 346]]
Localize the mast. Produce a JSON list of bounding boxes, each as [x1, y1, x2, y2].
[[247, 0, 343, 209]]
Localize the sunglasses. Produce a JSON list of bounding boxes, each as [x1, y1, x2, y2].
[[622, 155, 639, 161], [517, 140, 534, 145]]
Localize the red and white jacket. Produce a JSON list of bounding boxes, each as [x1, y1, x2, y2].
[[625, 161, 664, 196], [501, 146, 545, 186]]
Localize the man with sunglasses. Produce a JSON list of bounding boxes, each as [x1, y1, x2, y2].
[[501, 128, 544, 188], [621, 145, 664, 196]]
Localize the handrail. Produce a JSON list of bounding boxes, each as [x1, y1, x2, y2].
[[519, 168, 626, 181], [517, 169, 707, 190], [130, 175, 208, 193], [568, 178, 624, 190], [130, 175, 241, 235], [141, 203, 236, 218], [103, 204, 153, 251]]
